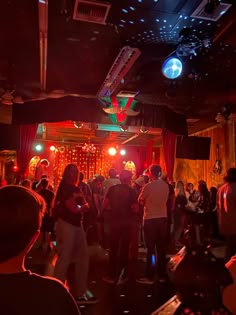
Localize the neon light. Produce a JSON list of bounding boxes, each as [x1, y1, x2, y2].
[[101, 96, 137, 124]]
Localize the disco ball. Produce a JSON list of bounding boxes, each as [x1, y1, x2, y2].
[[162, 57, 183, 79]]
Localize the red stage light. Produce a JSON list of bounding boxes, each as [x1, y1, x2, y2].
[[50, 145, 56, 151], [13, 165, 18, 172], [108, 147, 117, 156]]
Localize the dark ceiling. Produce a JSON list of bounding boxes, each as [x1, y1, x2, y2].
[[0, 0, 236, 146]]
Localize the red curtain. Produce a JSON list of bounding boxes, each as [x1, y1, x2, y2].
[[162, 129, 176, 181], [16, 124, 38, 182], [146, 140, 154, 167]]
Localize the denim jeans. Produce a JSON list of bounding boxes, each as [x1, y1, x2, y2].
[[54, 219, 89, 297], [108, 222, 131, 279], [143, 218, 168, 279]]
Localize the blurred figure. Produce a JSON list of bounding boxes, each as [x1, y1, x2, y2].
[[53, 164, 97, 304], [130, 175, 146, 260], [20, 178, 32, 189], [185, 182, 198, 211], [137, 164, 169, 284], [90, 175, 105, 244], [102, 168, 120, 198], [162, 173, 175, 245], [78, 172, 94, 240], [0, 185, 80, 315], [35, 159, 50, 182], [103, 170, 138, 284], [209, 186, 219, 239], [173, 180, 187, 246], [196, 182, 210, 213], [217, 168, 236, 260], [37, 178, 55, 250], [102, 169, 120, 247]]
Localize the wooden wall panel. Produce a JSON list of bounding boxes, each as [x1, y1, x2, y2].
[[173, 122, 235, 189]]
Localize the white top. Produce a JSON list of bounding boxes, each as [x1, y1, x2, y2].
[[139, 179, 169, 220]]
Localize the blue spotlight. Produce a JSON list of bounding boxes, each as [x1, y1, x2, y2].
[[162, 57, 183, 79]]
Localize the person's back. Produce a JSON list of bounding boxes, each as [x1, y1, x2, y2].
[[0, 185, 80, 315], [107, 183, 137, 224], [217, 181, 236, 235], [103, 168, 120, 198], [140, 178, 169, 219], [38, 188, 55, 213], [137, 164, 170, 284], [0, 271, 80, 315]]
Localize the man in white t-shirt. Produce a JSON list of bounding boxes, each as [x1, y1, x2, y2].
[[137, 164, 169, 284]]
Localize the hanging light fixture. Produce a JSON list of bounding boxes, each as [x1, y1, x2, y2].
[[82, 141, 96, 154]]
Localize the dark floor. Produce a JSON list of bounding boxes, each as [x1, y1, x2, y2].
[[25, 245, 176, 315]]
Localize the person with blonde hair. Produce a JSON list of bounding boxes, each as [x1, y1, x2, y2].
[[173, 180, 187, 246]]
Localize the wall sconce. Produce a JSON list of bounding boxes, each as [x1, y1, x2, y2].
[[139, 125, 148, 134], [120, 125, 129, 132], [74, 121, 84, 128]]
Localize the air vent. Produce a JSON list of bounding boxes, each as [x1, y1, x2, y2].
[[73, 0, 111, 25], [191, 0, 232, 21]]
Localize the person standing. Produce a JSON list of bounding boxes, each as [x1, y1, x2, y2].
[[173, 180, 187, 246], [137, 164, 169, 284], [0, 185, 80, 315], [37, 178, 55, 250], [102, 170, 138, 284], [53, 164, 97, 304], [102, 168, 120, 198], [217, 168, 236, 260]]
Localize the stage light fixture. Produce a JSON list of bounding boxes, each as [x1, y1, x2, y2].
[[74, 121, 84, 129], [13, 165, 18, 172], [35, 144, 43, 152], [120, 149, 126, 156], [108, 147, 117, 156], [162, 57, 183, 79], [139, 125, 148, 134], [120, 125, 129, 132], [50, 145, 56, 151]]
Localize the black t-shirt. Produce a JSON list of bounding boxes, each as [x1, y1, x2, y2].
[[38, 188, 55, 214], [55, 184, 82, 226], [0, 271, 80, 315], [106, 184, 137, 224], [175, 194, 187, 214]]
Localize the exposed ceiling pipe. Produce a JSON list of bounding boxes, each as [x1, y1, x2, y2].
[[121, 133, 140, 145], [213, 19, 235, 43], [38, 0, 48, 90]]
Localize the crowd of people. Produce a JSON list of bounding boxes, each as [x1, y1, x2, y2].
[[0, 162, 236, 314]]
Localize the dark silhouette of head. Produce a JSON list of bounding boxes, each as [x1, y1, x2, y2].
[[0, 186, 45, 263], [62, 164, 79, 185], [149, 164, 162, 180], [224, 168, 236, 183], [108, 168, 117, 179], [120, 170, 132, 184]]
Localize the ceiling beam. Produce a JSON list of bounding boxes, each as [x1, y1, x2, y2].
[[38, 0, 48, 90]]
